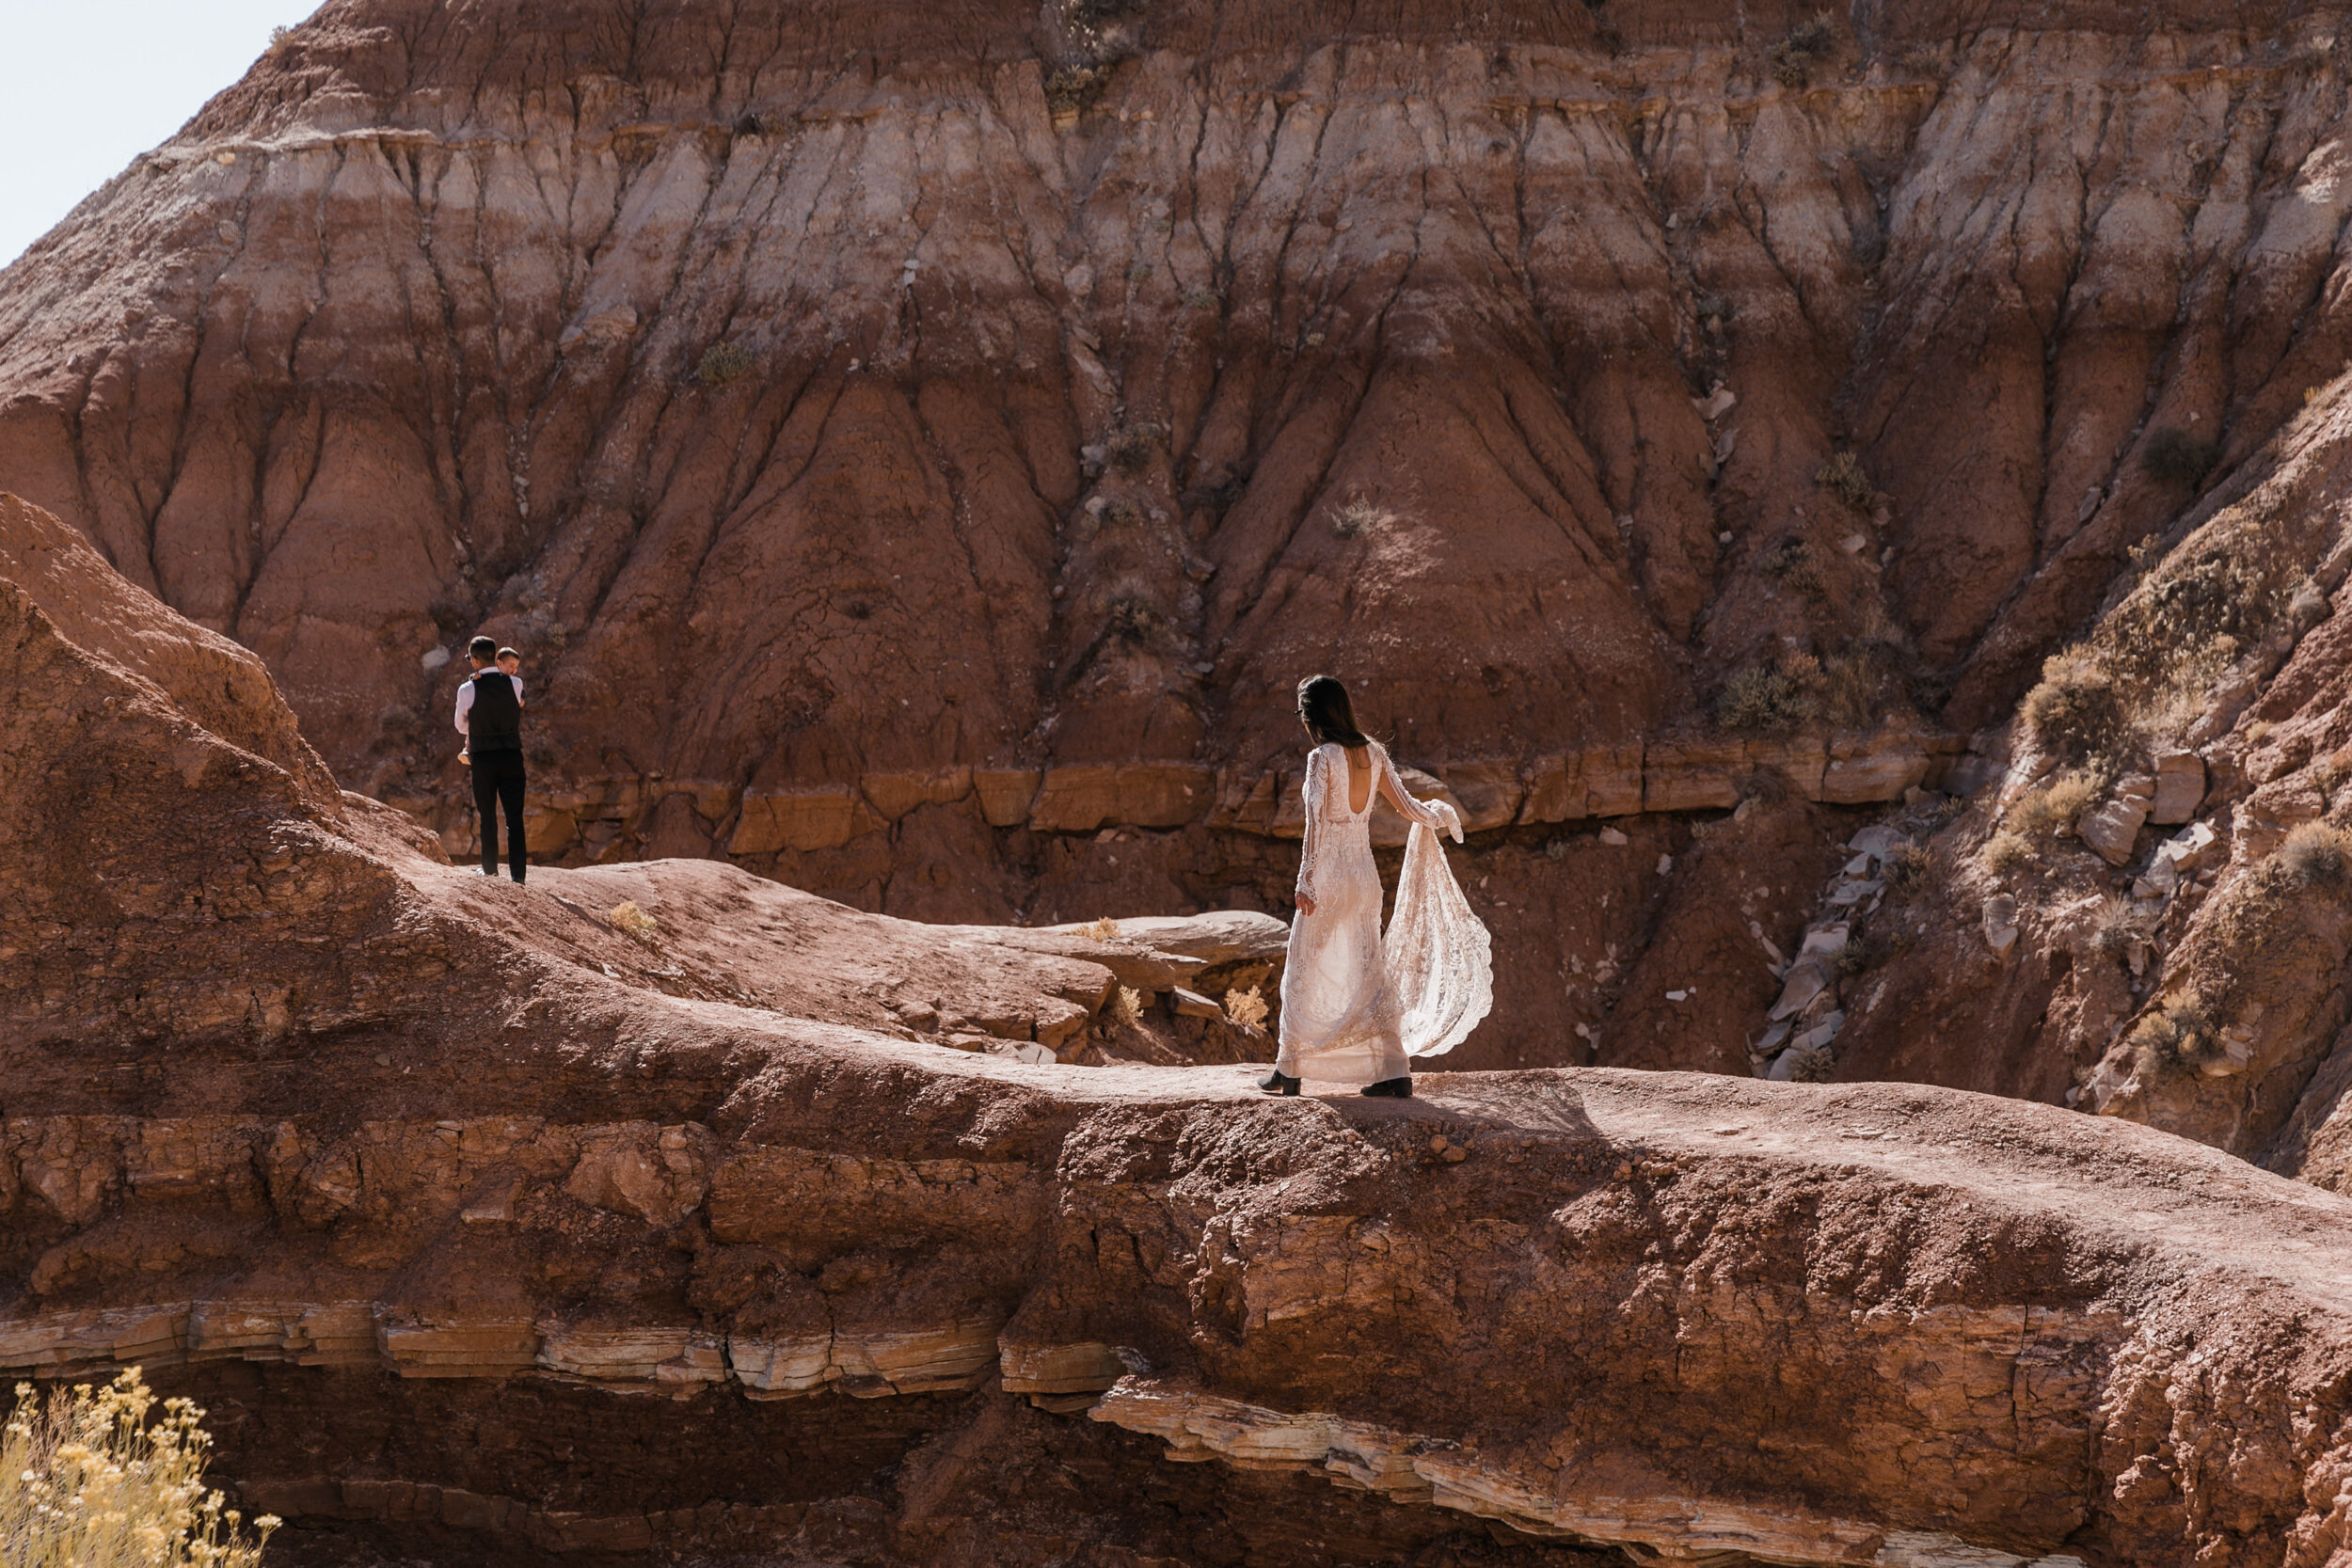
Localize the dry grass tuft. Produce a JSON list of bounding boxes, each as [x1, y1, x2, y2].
[[2279, 822, 2352, 892], [1981, 830, 2034, 878], [2132, 998, 2219, 1069], [2020, 648, 2126, 766], [1718, 633, 1908, 736], [2, 1370, 278, 1568], [2010, 770, 2102, 840], [609, 901, 658, 940], [1224, 985, 1268, 1028], [1078, 916, 1120, 942], [1112, 985, 1145, 1025], [1815, 451, 1877, 512], [1719, 659, 1821, 735], [1761, 537, 1827, 598], [2090, 897, 2150, 961], [1330, 495, 1390, 538]]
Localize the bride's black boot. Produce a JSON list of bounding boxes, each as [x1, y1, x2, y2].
[[1360, 1077, 1413, 1099], [1259, 1069, 1301, 1096]]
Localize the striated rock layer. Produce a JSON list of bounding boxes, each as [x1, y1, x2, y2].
[[9, 0, 2352, 1071], [8, 495, 2352, 1567]]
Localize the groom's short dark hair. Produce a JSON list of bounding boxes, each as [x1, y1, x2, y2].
[[469, 635, 498, 661]]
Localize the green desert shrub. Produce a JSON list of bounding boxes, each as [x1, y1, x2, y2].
[[1761, 536, 1827, 598]]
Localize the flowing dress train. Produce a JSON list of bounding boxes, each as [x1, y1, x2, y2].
[[1277, 741, 1494, 1085]]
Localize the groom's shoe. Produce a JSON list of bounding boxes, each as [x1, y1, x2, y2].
[[1360, 1077, 1413, 1098], [1259, 1070, 1301, 1096]]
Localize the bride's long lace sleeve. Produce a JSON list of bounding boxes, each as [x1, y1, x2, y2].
[[1377, 748, 1463, 841], [1295, 745, 1330, 905]]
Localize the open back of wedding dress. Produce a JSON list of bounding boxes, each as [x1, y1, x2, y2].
[[1278, 741, 1494, 1085]]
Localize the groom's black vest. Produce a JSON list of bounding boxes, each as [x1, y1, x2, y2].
[[468, 671, 523, 754]]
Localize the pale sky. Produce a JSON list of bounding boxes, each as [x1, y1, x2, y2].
[[0, 1, 322, 269]]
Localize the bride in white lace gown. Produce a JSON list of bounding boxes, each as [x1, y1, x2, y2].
[[1266, 676, 1494, 1098]]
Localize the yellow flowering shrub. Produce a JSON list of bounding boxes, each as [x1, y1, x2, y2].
[[1, 1370, 278, 1566]]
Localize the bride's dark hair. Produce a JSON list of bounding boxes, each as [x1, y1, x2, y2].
[[1296, 674, 1370, 748]]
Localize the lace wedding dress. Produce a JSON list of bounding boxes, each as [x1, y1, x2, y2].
[[1278, 741, 1494, 1085]]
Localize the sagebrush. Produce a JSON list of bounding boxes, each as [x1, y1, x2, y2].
[[1224, 986, 1268, 1028]]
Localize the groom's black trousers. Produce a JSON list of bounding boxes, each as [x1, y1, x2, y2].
[[471, 749, 528, 881]]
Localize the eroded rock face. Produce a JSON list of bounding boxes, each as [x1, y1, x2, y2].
[[7, 0, 2346, 1074], [11, 488, 2352, 1568], [1787, 350, 2352, 1196]]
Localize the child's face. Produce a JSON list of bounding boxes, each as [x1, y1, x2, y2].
[[497, 655, 519, 674]]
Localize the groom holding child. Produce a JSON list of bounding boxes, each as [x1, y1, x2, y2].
[[454, 636, 528, 883]]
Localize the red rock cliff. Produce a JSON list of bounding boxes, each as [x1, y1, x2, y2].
[[3, 0, 2348, 1075]]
